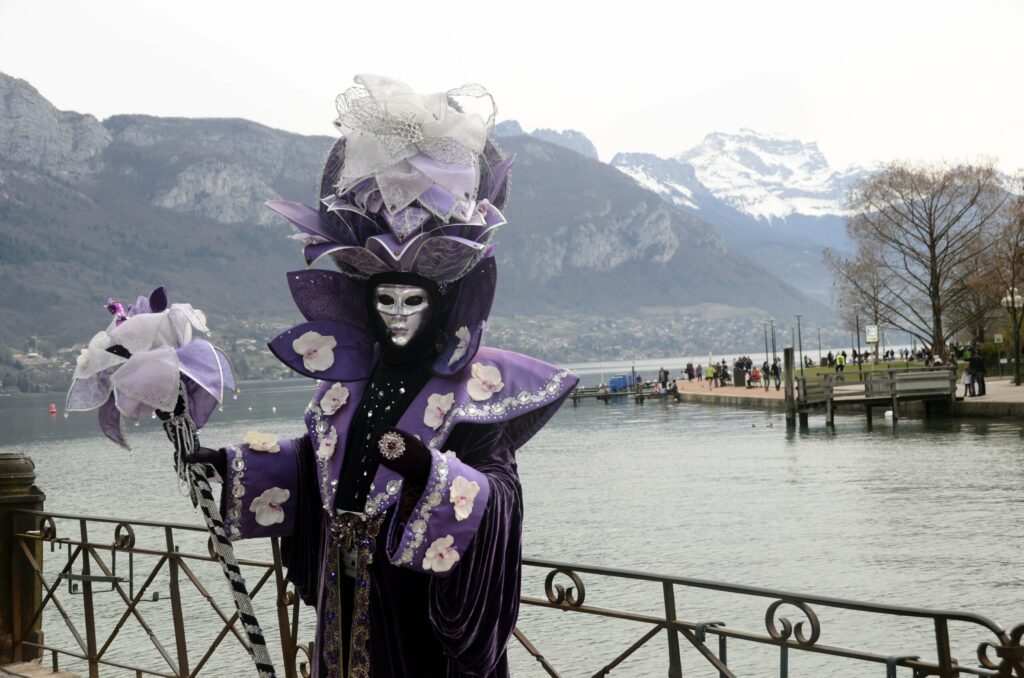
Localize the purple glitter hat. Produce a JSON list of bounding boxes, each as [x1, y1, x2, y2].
[[267, 75, 513, 285]]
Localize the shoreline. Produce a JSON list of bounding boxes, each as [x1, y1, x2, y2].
[[648, 375, 1024, 419]]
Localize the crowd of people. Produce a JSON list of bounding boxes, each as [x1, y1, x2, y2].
[[642, 342, 993, 399], [660, 356, 784, 392], [643, 340, 995, 399]]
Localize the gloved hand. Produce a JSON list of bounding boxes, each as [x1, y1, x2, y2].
[[155, 391, 224, 481], [371, 427, 432, 485], [187, 447, 227, 480]]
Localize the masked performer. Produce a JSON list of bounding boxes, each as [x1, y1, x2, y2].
[[202, 76, 577, 677]]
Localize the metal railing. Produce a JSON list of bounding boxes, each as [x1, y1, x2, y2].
[[11, 510, 1024, 677], [515, 559, 1024, 677], [11, 510, 308, 678]]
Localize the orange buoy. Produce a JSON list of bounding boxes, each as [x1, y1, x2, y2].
[[49, 403, 57, 415]]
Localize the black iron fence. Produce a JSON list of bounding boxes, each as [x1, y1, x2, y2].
[[9, 509, 307, 678], [7, 508, 1024, 677], [515, 558, 1024, 677]]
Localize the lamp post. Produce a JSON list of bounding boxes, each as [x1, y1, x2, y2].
[[1003, 289, 1024, 386], [770, 319, 777, 364], [817, 327, 822, 365], [855, 310, 863, 378], [796, 314, 804, 377], [763, 322, 770, 365]]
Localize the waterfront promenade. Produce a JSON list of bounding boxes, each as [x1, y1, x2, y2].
[[671, 374, 1024, 417], [0, 663, 74, 677]]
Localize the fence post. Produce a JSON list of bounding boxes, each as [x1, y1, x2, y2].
[[663, 582, 683, 678], [0, 452, 46, 663], [784, 348, 796, 428]]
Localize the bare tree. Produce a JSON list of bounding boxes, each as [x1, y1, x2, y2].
[[989, 178, 1024, 384], [946, 259, 1001, 344], [824, 240, 895, 361], [836, 162, 1006, 359]]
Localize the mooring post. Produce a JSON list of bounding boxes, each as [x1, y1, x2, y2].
[[0, 453, 46, 663], [784, 348, 796, 428]]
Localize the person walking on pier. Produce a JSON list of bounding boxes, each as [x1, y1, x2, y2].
[[968, 348, 986, 396], [770, 358, 781, 391], [762, 360, 770, 392], [706, 363, 716, 389]]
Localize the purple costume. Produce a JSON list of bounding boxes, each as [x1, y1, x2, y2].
[[218, 76, 578, 677]]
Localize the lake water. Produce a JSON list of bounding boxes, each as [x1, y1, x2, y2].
[[2, 378, 1022, 677]]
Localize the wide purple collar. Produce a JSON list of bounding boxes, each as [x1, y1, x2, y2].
[[269, 266, 496, 382]]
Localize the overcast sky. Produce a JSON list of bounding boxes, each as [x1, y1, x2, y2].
[[1, 0, 1021, 170]]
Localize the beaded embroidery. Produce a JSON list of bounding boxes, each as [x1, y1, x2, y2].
[[364, 477, 403, 518], [392, 449, 450, 566], [428, 369, 570, 448], [323, 511, 384, 678], [224, 444, 245, 540], [305, 387, 336, 510]]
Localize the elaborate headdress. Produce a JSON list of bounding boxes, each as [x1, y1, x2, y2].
[[267, 74, 513, 284]]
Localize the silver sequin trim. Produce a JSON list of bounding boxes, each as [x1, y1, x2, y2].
[[364, 476, 403, 518], [393, 450, 450, 566], [225, 444, 245, 540], [428, 369, 570, 448], [306, 389, 335, 510]]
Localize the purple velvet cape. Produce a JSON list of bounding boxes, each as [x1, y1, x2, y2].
[[220, 269, 577, 677]]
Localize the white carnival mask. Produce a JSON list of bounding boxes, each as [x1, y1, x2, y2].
[[374, 284, 431, 347]]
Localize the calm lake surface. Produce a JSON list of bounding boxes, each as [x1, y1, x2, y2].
[[2, 375, 1022, 677]]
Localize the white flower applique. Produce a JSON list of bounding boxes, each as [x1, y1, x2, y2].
[[243, 430, 280, 453], [449, 475, 480, 521], [422, 535, 460, 573], [423, 392, 455, 430], [467, 363, 503, 401], [319, 383, 350, 416], [292, 331, 337, 372], [448, 326, 472, 366], [250, 487, 290, 526], [317, 426, 338, 461]]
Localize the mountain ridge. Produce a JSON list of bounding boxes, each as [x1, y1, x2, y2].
[[0, 72, 828, 369]]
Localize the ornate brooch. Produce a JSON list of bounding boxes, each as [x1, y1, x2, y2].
[[378, 431, 406, 461]]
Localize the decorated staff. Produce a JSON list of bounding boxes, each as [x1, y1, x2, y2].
[[65, 287, 278, 678]]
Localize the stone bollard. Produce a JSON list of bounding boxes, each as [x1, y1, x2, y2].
[[0, 453, 46, 663]]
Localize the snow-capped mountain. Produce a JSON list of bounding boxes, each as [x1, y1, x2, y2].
[[611, 129, 878, 248], [674, 129, 869, 221], [611, 130, 874, 305]]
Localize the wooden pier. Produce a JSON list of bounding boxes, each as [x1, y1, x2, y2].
[[569, 384, 681, 405], [567, 347, 958, 428], [786, 348, 958, 427]]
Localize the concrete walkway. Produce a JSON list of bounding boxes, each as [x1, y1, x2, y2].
[[668, 375, 1024, 418], [0, 663, 77, 678]]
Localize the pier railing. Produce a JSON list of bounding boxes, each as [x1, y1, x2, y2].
[[794, 364, 957, 426], [7, 507, 1024, 677], [516, 558, 1024, 677], [8, 509, 306, 678]]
